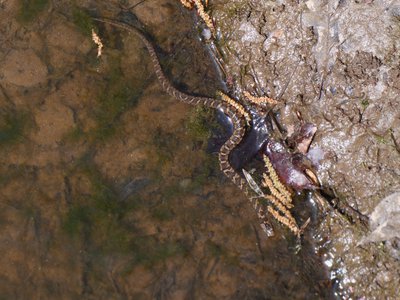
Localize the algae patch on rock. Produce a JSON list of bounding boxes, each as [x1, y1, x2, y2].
[[0, 111, 30, 147], [17, 0, 48, 24]]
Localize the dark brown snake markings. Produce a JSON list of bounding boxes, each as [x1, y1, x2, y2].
[[95, 19, 271, 231]]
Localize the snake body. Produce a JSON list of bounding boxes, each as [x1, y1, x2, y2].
[[95, 18, 272, 233]]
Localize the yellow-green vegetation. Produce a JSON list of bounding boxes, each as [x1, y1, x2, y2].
[[375, 134, 389, 144], [371, 129, 391, 145], [0, 110, 29, 148], [186, 106, 214, 142], [17, 0, 48, 24], [72, 6, 96, 36], [185, 107, 219, 189], [361, 98, 370, 109]]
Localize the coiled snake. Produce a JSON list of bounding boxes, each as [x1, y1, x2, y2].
[[94, 18, 272, 233]]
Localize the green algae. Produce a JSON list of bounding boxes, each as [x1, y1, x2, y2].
[[0, 111, 30, 147], [360, 98, 370, 109], [72, 6, 96, 36], [93, 87, 139, 141], [61, 64, 144, 145], [63, 159, 132, 245], [207, 240, 225, 257], [17, 0, 48, 24], [92, 58, 144, 142], [151, 203, 174, 221], [185, 107, 219, 189], [186, 106, 214, 142], [62, 156, 191, 266], [63, 205, 91, 237]]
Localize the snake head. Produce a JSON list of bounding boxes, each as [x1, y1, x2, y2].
[[263, 139, 320, 192]]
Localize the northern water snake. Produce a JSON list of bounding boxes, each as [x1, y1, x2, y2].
[[94, 18, 274, 233]]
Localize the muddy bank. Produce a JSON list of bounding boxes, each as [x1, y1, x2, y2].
[[212, 0, 400, 298]]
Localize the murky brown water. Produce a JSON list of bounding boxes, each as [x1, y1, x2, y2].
[[1, 0, 399, 299]]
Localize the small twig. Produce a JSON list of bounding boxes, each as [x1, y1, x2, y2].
[[91, 29, 103, 57], [243, 91, 278, 106]]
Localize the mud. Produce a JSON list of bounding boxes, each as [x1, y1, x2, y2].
[[212, 0, 400, 298]]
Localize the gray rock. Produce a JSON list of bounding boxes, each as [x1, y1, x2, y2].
[[360, 192, 400, 244]]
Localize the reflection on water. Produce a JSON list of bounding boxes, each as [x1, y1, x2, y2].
[[0, 1, 333, 298]]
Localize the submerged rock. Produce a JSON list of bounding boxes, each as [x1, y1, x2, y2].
[[1, 49, 48, 87]]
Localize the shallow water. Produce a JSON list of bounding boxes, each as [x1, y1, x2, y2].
[[0, 0, 370, 299]]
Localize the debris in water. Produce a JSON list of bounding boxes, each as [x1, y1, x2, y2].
[[91, 29, 103, 57]]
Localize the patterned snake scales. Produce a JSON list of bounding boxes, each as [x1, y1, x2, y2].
[[95, 18, 272, 233]]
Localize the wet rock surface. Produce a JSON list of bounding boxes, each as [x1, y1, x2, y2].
[[212, 0, 400, 298]]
